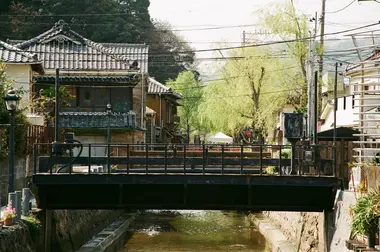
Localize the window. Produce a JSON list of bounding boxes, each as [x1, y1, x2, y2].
[[79, 87, 132, 111]]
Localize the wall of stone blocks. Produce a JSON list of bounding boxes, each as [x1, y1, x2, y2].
[[0, 157, 28, 206]]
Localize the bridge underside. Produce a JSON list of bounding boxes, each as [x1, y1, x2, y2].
[[33, 174, 340, 212]]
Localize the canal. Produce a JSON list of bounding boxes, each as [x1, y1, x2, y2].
[[120, 210, 270, 251]]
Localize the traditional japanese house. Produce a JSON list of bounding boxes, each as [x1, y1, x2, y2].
[[147, 77, 183, 143], [7, 20, 149, 156]]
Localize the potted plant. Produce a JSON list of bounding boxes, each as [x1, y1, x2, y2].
[[350, 189, 380, 248], [2, 201, 16, 226]]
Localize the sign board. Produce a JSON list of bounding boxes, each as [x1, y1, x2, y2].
[[283, 113, 303, 140]]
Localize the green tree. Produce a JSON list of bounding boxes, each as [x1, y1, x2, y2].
[[166, 71, 203, 143], [260, 2, 309, 112], [148, 21, 197, 83], [0, 63, 28, 158], [198, 48, 287, 143], [0, 0, 196, 83]]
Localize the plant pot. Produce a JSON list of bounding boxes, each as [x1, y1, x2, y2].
[[4, 218, 13, 226], [367, 231, 376, 248]]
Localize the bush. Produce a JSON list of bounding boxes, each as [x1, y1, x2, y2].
[[266, 166, 278, 174], [281, 149, 291, 159], [22, 214, 41, 243], [350, 190, 380, 236]]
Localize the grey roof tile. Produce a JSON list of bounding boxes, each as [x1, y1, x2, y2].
[[7, 20, 149, 72], [148, 77, 182, 99], [0, 40, 41, 63]]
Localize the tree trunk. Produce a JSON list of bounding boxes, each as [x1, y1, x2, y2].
[[186, 125, 190, 144]]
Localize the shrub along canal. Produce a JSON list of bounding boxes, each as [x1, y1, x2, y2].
[[119, 210, 270, 251]]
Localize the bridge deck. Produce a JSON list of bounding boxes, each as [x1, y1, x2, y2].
[[32, 143, 340, 212]]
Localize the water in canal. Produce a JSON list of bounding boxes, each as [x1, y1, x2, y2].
[[120, 210, 270, 251]]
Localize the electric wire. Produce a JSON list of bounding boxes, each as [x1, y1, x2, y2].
[[325, 0, 357, 14]]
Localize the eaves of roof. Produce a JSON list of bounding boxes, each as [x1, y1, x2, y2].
[[34, 75, 140, 86], [0, 40, 45, 74], [147, 77, 182, 99], [345, 50, 380, 75]]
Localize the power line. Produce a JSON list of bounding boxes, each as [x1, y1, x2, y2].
[[325, 0, 356, 14], [0, 21, 258, 32], [3, 22, 379, 56]]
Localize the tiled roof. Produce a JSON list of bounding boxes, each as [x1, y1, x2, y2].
[[148, 77, 182, 99], [0, 40, 44, 74], [7, 20, 149, 72]]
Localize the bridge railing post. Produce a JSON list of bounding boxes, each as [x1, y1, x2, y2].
[[88, 144, 91, 174], [127, 144, 130, 174], [68, 143, 72, 174], [107, 143, 111, 174], [333, 144, 337, 177], [240, 145, 243, 175], [259, 144, 263, 175], [33, 144, 37, 174], [202, 144, 205, 175], [221, 144, 224, 175], [165, 144, 168, 174], [183, 144, 187, 174], [145, 144, 149, 174], [49, 143, 53, 175], [279, 145, 282, 176]]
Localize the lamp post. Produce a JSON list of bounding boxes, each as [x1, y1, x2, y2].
[[106, 103, 112, 172], [3, 89, 20, 195]]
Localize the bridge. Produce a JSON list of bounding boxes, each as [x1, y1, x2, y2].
[[32, 143, 341, 212]]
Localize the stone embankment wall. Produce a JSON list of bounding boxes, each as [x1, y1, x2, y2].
[[256, 190, 357, 252], [0, 157, 28, 204], [0, 210, 123, 252], [262, 211, 323, 252], [0, 222, 35, 252]]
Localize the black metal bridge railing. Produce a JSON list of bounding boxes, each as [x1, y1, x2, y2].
[[33, 143, 337, 177]]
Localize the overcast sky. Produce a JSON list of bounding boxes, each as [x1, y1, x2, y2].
[[149, 0, 380, 76]]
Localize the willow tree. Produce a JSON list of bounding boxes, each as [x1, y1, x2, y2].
[[198, 47, 287, 143], [260, 2, 309, 112], [166, 71, 203, 143]]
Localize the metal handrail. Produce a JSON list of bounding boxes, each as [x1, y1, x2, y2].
[[32, 143, 337, 178]]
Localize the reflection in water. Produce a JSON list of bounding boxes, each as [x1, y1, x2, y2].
[[120, 210, 270, 252]]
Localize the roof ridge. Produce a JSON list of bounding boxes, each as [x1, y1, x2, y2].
[[14, 20, 131, 67], [0, 40, 39, 61], [101, 42, 148, 47]]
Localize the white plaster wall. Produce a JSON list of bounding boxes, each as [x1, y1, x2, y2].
[[4, 64, 32, 103], [320, 95, 359, 132]]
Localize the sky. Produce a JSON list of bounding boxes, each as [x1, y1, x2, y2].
[[149, 0, 380, 77]]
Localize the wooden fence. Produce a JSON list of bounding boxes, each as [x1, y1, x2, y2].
[[26, 125, 55, 154]]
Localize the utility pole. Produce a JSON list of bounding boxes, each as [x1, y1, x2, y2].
[[307, 13, 318, 140], [242, 30, 246, 45], [319, 0, 326, 74], [319, 0, 326, 111]]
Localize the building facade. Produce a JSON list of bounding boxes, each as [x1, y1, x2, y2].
[[6, 20, 149, 155]]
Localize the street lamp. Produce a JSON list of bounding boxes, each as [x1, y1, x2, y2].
[[106, 103, 112, 172], [3, 89, 20, 195]]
